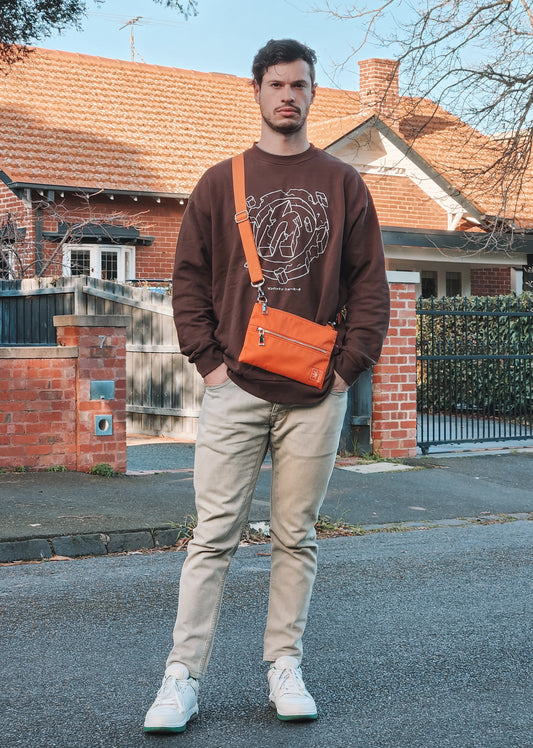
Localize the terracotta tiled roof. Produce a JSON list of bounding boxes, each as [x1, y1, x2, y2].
[[388, 98, 533, 227], [0, 47, 531, 227], [308, 112, 369, 148], [0, 49, 259, 194], [0, 48, 360, 196]]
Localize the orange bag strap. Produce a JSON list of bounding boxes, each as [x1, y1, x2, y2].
[[232, 153, 264, 287]]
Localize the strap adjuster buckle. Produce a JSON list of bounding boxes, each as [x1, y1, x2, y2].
[[234, 210, 249, 224]]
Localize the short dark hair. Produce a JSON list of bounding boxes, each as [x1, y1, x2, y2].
[[252, 39, 317, 87]]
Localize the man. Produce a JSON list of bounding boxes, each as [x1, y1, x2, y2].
[[144, 38, 390, 733]]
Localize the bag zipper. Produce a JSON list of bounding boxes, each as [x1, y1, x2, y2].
[[257, 327, 329, 354]]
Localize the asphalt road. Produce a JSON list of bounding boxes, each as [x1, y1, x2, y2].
[[1, 520, 531, 747]]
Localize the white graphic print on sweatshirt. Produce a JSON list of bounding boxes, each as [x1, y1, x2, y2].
[[246, 188, 330, 286]]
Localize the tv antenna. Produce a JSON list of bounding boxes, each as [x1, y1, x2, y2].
[[119, 17, 145, 62], [88, 12, 186, 63]]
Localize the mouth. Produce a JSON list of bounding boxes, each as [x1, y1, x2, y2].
[[277, 107, 300, 116]]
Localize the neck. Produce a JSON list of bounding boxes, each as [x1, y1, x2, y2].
[[256, 126, 310, 156]]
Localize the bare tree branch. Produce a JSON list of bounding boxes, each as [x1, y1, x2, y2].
[[519, 0, 533, 28], [312, 0, 533, 237], [1, 193, 151, 280]]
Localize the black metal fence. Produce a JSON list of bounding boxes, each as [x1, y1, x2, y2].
[[417, 295, 533, 453], [0, 278, 77, 345]]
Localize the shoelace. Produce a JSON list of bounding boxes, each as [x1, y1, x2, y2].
[[154, 675, 191, 706], [275, 666, 308, 697]]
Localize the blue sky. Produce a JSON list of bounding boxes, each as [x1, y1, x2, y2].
[[38, 0, 390, 91]]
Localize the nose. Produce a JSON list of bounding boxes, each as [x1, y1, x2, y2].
[[281, 84, 295, 101]]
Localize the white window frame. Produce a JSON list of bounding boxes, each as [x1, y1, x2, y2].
[[388, 258, 469, 298], [63, 243, 135, 282]]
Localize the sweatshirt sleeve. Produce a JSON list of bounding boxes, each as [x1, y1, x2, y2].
[[172, 177, 224, 378], [333, 173, 390, 385]]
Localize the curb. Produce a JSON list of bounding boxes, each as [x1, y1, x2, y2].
[[1, 513, 531, 564], [0, 526, 191, 564]]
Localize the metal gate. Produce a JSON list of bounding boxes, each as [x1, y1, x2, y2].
[[417, 296, 533, 453]]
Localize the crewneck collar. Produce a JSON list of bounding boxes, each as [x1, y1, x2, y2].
[[250, 143, 317, 165]]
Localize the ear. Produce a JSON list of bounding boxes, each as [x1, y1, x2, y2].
[[253, 80, 260, 103], [311, 83, 317, 103]]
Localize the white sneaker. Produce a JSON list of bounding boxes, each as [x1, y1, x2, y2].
[[268, 656, 318, 721], [144, 664, 199, 733]]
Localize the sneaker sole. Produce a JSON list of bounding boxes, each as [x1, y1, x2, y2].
[[270, 701, 317, 721], [276, 712, 318, 721], [143, 710, 198, 733]]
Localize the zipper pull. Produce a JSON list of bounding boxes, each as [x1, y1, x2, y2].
[[258, 327, 265, 346]]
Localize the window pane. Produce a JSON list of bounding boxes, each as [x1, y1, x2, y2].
[[421, 271, 438, 298], [446, 271, 462, 297], [0, 249, 12, 279], [71, 250, 90, 276], [101, 251, 118, 280]]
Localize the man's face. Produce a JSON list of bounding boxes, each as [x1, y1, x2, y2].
[[253, 59, 316, 135]]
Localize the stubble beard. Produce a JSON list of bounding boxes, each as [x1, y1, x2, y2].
[[262, 111, 306, 136]]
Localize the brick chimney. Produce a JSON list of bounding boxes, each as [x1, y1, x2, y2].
[[358, 59, 399, 117]]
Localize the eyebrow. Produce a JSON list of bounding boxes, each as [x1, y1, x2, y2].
[[268, 78, 310, 86]]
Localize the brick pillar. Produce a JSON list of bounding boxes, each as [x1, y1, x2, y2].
[[54, 315, 129, 473], [371, 273, 419, 458]]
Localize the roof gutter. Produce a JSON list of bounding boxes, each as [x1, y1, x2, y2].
[[0, 173, 190, 201]]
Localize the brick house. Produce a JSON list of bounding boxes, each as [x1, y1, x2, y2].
[[1, 48, 532, 295]]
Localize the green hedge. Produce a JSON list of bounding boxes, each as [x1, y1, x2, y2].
[[417, 294, 533, 419]]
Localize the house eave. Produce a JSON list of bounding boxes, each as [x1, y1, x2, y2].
[[381, 226, 533, 254], [325, 116, 488, 227], [1, 175, 190, 202]]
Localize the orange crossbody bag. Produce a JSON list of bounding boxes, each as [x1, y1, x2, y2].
[[233, 153, 338, 389]]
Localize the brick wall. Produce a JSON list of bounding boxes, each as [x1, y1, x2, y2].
[[470, 267, 511, 296], [39, 193, 185, 281], [134, 199, 184, 279], [0, 350, 78, 469], [363, 174, 449, 230], [371, 274, 419, 458], [0, 279, 433, 463], [0, 182, 35, 272], [0, 315, 128, 472], [0, 182, 30, 225]]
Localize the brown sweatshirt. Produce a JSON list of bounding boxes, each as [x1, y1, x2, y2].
[[172, 144, 390, 405]]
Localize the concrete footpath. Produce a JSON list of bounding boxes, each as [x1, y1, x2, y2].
[[1, 438, 532, 563]]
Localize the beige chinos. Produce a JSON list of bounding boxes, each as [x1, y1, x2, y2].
[[166, 378, 347, 679]]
